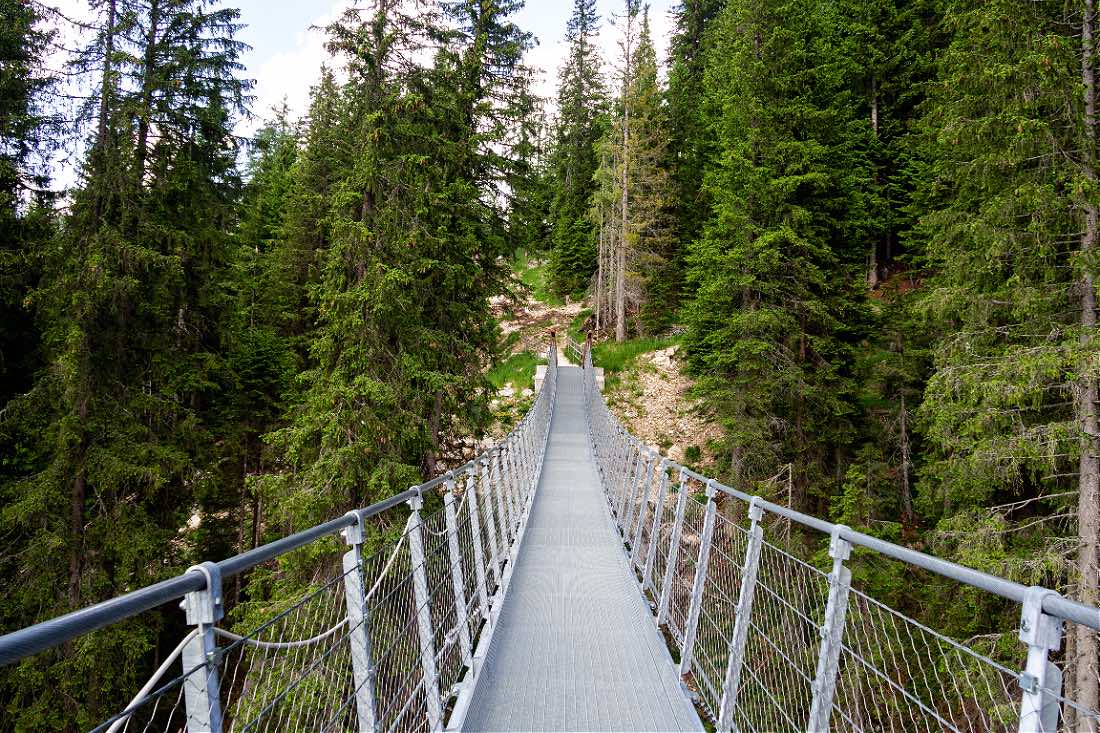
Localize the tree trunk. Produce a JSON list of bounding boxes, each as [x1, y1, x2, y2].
[[92, 0, 116, 222], [596, 208, 604, 334], [616, 5, 634, 343], [1077, 0, 1100, 722], [899, 392, 913, 525], [133, 0, 160, 192], [68, 396, 89, 605]]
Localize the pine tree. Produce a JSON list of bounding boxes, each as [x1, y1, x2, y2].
[[548, 0, 607, 296], [914, 0, 1099, 714], [682, 0, 872, 513], [592, 3, 674, 339], [0, 1, 250, 727], [257, 0, 529, 534], [0, 0, 55, 407], [664, 0, 726, 287]]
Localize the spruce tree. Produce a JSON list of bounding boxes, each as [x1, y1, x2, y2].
[[0, 1, 250, 727], [914, 0, 1099, 712], [682, 0, 872, 513], [664, 0, 726, 283], [548, 0, 607, 296]]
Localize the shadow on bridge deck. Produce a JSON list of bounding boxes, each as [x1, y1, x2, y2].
[[459, 366, 702, 732]]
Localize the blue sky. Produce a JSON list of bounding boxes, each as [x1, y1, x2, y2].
[[46, 0, 675, 186], [230, 0, 676, 134]]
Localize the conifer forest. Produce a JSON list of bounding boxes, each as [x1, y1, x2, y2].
[[2, 0, 1100, 729]]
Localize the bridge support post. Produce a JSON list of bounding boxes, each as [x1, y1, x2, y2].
[[1016, 587, 1064, 733], [443, 478, 473, 669], [407, 495, 443, 732], [679, 480, 718, 676], [642, 459, 671, 592], [464, 467, 491, 620], [630, 451, 658, 570], [657, 469, 689, 626], [717, 497, 764, 733], [180, 562, 224, 733], [342, 512, 379, 733], [480, 457, 502, 589], [806, 526, 853, 733]]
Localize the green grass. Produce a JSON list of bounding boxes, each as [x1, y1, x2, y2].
[[512, 248, 563, 306], [568, 308, 592, 345], [487, 351, 544, 391], [591, 335, 680, 375]]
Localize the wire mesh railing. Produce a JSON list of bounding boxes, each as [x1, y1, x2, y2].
[[0, 346, 559, 733], [579, 342, 1100, 733]]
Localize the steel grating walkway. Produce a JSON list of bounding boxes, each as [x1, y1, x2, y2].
[[461, 367, 703, 732]]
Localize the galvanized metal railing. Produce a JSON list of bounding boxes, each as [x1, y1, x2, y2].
[[0, 346, 559, 733], [579, 343, 1100, 733]]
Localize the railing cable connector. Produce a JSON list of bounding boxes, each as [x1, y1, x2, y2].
[[1016, 586, 1064, 733], [180, 561, 224, 733]]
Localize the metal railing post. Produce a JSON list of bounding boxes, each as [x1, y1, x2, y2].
[[406, 494, 443, 731], [505, 443, 522, 520], [493, 449, 515, 544], [658, 469, 690, 626], [620, 446, 645, 535], [616, 439, 637, 519], [806, 526, 853, 733], [443, 478, 473, 669], [1017, 587, 1065, 733], [630, 450, 658, 569], [679, 480, 718, 676], [642, 459, 671, 592], [480, 457, 502, 588], [464, 467, 491, 619], [717, 497, 765, 732], [342, 512, 379, 733], [180, 562, 224, 733]]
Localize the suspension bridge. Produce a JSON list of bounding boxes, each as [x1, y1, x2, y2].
[[1, 343, 1099, 733]]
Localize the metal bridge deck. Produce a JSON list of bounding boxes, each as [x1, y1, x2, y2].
[[461, 367, 702, 732]]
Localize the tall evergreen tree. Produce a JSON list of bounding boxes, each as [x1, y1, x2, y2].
[[257, 0, 531, 534], [664, 0, 725, 286], [592, 4, 674, 338], [915, 0, 1099, 714], [0, 0, 55, 406], [548, 0, 607, 296], [0, 1, 250, 727], [682, 0, 873, 513]]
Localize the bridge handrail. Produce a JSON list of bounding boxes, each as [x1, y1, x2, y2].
[[580, 341, 1100, 732], [0, 344, 560, 733], [580, 343, 1099, 633]]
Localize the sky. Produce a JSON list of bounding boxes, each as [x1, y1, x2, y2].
[[44, 0, 676, 187], [230, 0, 676, 135]]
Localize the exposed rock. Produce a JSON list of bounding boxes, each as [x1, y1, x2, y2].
[[498, 386, 515, 398], [606, 346, 723, 470], [521, 388, 534, 398]]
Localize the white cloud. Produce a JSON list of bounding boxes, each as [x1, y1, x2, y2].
[[238, 1, 348, 137]]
